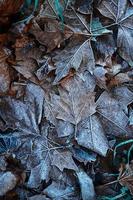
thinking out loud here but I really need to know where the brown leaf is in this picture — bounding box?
[0,0,24,16]
[119,162,133,195]
[30,18,73,53]
[0,48,11,95]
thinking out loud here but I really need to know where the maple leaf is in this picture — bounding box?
[53,39,95,84]
[45,76,96,128]
[44,74,109,156]
[97,0,133,64]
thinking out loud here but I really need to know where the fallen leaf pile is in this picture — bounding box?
[0,0,133,199]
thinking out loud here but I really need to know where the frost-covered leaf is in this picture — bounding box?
[56,120,74,137]
[0,83,45,134]
[45,80,96,126]
[72,146,97,164]
[53,40,95,84]
[97,0,133,64]
[77,171,95,200]
[43,181,75,199]
[28,160,50,188]
[51,150,78,171]
[77,115,109,156]
[96,91,129,133]
[0,172,17,196]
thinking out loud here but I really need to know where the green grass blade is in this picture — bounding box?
[114,139,133,160]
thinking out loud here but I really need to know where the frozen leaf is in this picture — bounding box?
[113,86,133,108]
[72,146,97,164]
[45,83,96,127]
[97,0,133,64]
[64,7,88,33]
[53,40,95,84]
[28,160,50,188]
[0,172,17,196]
[77,171,95,200]
[43,181,75,199]
[24,83,45,125]
[51,150,78,171]
[57,120,74,137]
[61,71,96,93]
[96,91,129,133]
[77,115,109,156]
[0,83,45,134]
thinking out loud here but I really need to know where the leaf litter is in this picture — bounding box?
[0,0,133,199]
